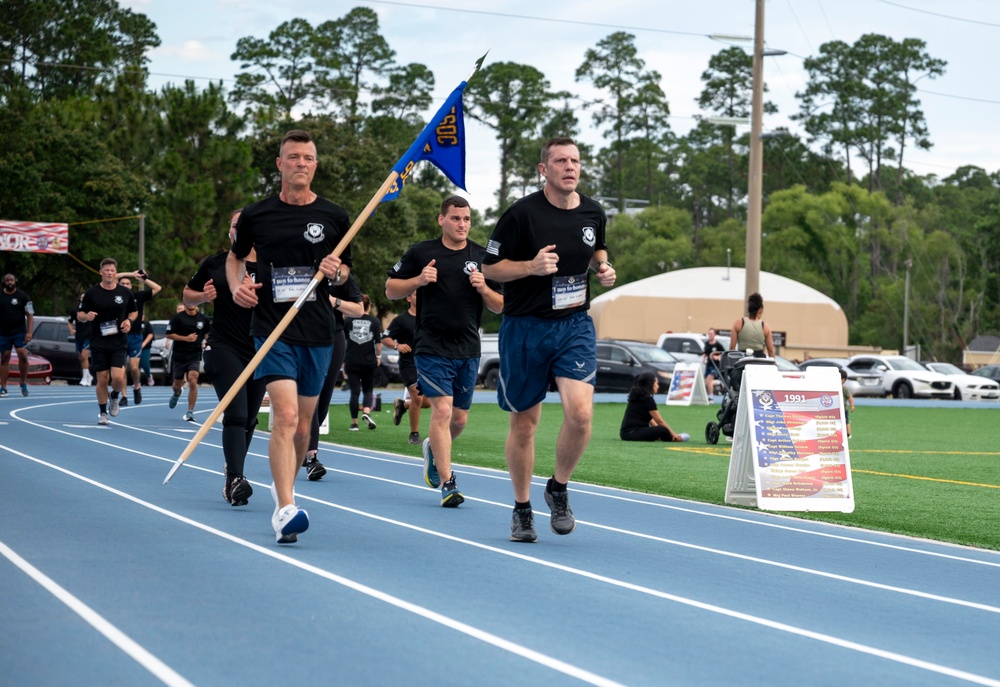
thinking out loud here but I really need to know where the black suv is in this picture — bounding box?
[596,339,679,393]
[26,315,79,380]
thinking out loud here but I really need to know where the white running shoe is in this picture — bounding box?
[270,483,308,544]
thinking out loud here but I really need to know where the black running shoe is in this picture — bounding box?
[304,454,327,481]
[119,395,128,407]
[441,476,464,508]
[510,506,537,542]
[133,387,142,405]
[392,397,406,426]
[224,472,253,507]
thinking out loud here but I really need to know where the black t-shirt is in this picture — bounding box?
[187,251,256,359]
[386,237,496,358]
[484,190,607,319]
[231,194,353,346]
[344,314,381,370]
[68,305,92,341]
[382,311,416,368]
[132,289,154,324]
[81,284,137,351]
[703,339,725,366]
[620,395,657,432]
[331,274,363,334]
[167,310,211,360]
[141,320,154,349]
[0,288,32,335]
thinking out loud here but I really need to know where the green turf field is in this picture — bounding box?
[267,401,1000,551]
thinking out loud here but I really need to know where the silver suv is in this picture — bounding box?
[656,332,730,364]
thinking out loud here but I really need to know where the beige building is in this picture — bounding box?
[590,267,876,360]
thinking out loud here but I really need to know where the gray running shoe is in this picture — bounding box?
[168,392,180,409]
[109,396,120,417]
[510,506,537,543]
[544,489,576,535]
[408,432,421,445]
[97,412,110,426]
[182,411,196,422]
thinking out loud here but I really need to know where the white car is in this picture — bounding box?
[922,362,1000,401]
[847,354,954,399]
[657,332,730,364]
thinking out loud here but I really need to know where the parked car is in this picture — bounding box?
[25,314,79,381]
[6,350,53,385]
[143,319,172,385]
[596,339,679,393]
[847,354,953,399]
[478,333,500,389]
[656,332,730,365]
[798,357,885,397]
[921,362,1000,401]
[972,365,1000,386]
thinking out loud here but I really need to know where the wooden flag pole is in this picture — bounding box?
[164,170,400,484]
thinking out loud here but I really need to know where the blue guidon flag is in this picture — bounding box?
[381,53,487,203]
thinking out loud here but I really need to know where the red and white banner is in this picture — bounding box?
[0,220,69,254]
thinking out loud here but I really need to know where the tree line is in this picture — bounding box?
[1,1,997,362]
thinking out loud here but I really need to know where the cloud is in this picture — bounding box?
[152,40,218,63]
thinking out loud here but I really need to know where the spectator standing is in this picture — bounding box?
[78,259,137,424]
[0,273,34,397]
[702,328,726,396]
[730,292,775,358]
[166,302,210,422]
[481,137,616,542]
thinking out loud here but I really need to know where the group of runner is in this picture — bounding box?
[1,131,617,546]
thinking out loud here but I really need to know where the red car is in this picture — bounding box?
[5,350,53,385]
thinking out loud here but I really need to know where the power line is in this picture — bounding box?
[360,0,712,37]
[873,0,1000,28]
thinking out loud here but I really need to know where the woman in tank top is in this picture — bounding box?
[730,292,775,358]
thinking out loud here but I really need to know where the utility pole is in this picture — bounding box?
[903,259,912,357]
[744,0,765,305]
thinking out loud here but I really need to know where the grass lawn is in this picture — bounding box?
[265,399,1000,551]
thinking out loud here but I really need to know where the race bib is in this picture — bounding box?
[552,274,587,310]
[99,320,119,336]
[271,266,317,303]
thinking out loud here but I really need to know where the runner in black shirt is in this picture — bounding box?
[79,258,138,425]
[166,303,210,422]
[0,273,34,397]
[343,295,382,431]
[185,210,266,505]
[226,129,352,544]
[304,274,364,478]
[381,291,427,445]
[482,137,616,542]
[386,195,503,508]
[68,293,93,386]
[116,270,161,406]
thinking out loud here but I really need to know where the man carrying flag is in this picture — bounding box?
[166,55,487,494]
[227,130,351,545]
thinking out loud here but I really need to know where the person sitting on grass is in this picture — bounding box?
[620,372,689,442]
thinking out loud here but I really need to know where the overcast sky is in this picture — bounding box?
[124,0,1000,211]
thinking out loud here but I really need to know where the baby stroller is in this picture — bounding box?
[705,350,774,444]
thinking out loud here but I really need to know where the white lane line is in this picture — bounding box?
[5,443,1000,687]
[1,444,625,687]
[9,403,1000,614]
[0,539,196,687]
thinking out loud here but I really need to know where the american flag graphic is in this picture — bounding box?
[0,221,69,254]
[749,387,850,499]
